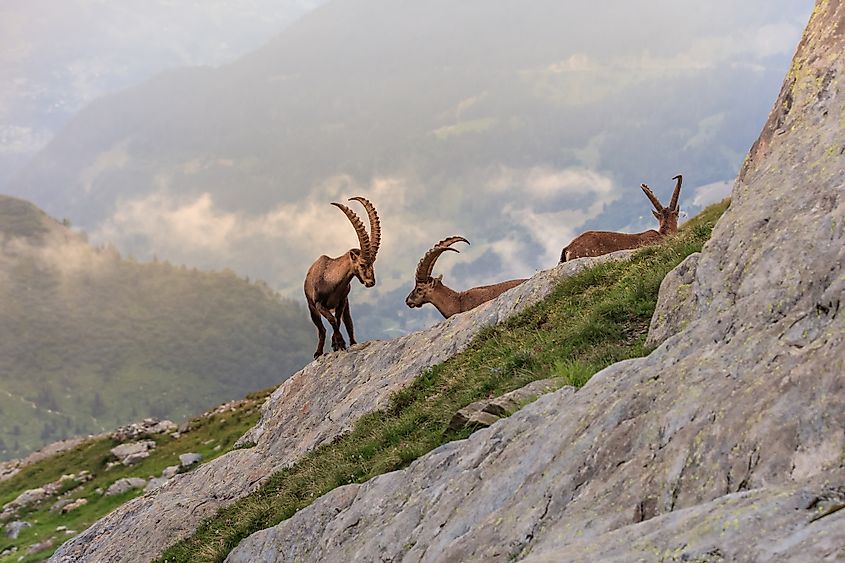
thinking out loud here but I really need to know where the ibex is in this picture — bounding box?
[406,236,527,318]
[560,175,683,262]
[304,197,381,358]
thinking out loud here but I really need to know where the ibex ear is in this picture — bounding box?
[652,210,661,221]
[350,248,361,259]
[434,274,443,283]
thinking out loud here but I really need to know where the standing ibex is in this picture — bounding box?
[304,197,381,358]
[406,236,527,318]
[559,175,683,262]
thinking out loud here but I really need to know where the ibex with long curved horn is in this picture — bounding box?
[406,236,527,318]
[304,197,381,358]
[560,175,683,262]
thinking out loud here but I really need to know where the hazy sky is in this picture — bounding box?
[0,0,325,184]
[3,0,816,337]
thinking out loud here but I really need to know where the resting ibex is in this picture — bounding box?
[406,236,527,318]
[560,175,683,262]
[304,197,381,358]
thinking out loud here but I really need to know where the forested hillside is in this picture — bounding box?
[0,196,312,459]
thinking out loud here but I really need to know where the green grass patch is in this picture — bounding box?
[0,387,275,562]
[158,200,729,563]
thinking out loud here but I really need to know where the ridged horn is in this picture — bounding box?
[669,175,683,211]
[640,183,664,212]
[349,196,381,262]
[332,202,371,262]
[415,236,470,282]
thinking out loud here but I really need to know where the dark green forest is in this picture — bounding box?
[0,196,312,460]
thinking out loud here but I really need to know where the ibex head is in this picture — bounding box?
[406,236,469,308]
[332,197,381,287]
[640,175,683,235]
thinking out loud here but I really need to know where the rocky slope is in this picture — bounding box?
[48,251,632,562]
[222,1,845,561]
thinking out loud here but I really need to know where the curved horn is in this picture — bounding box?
[434,235,469,249]
[331,202,371,261]
[415,236,469,281]
[349,196,381,262]
[640,183,664,212]
[669,174,683,211]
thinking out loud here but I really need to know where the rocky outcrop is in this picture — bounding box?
[50,250,632,562]
[0,437,89,483]
[447,379,565,432]
[110,418,177,442]
[226,2,845,561]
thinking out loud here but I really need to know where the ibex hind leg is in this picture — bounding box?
[308,305,327,358]
[316,303,346,352]
[339,299,356,346]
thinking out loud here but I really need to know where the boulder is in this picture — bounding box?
[110,440,156,466]
[26,538,54,556]
[105,478,147,497]
[161,465,180,479]
[3,487,49,512]
[4,520,31,539]
[49,499,73,513]
[61,498,88,514]
[178,453,203,468]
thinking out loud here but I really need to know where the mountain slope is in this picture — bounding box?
[43,202,725,562]
[217,1,845,560]
[0,196,312,459]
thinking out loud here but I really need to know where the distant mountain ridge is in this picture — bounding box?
[0,195,312,460]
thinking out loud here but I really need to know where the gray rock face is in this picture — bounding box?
[226,3,845,562]
[50,251,631,563]
[144,477,168,493]
[645,251,700,347]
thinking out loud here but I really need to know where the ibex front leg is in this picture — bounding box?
[339,298,356,347]
[308,303,327,358]
[316,303,347,352]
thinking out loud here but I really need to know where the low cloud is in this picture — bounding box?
[92,165,622,308]
[0,125,52,155]
[691,180,733,208]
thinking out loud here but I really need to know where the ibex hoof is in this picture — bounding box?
[314,351,323,359]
